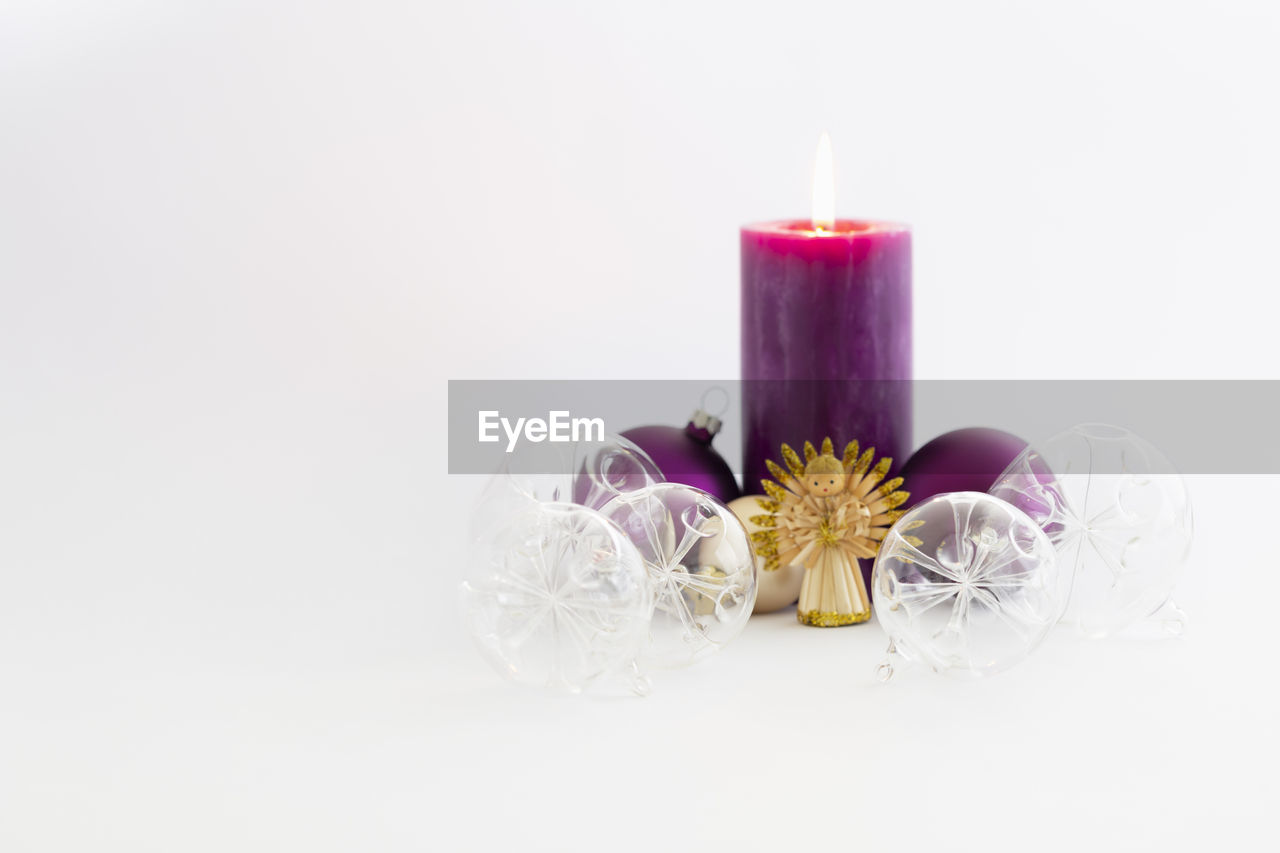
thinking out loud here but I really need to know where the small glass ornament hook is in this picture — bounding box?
[628,661,653,697]
[876,639,902,683]
[1151,599,1187,637]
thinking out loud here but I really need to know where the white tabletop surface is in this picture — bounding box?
[3,474,1274,851]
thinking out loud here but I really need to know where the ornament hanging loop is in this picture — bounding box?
[876,639,901,683]
[699,385,730,420]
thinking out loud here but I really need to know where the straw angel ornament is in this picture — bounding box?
[751,438,915,627]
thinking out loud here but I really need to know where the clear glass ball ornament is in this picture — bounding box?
[872,492,1060,679]
[469,433,664,545]
[988,423,1193,638]
[462,501,652,692]
[599,483,757,668]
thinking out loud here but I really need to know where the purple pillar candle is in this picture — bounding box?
[741,220,912,492]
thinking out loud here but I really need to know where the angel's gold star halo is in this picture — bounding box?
[748,437,919,572]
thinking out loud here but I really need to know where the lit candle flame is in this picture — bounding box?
[811,132,835,232]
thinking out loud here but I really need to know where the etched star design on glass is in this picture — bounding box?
[463,502,652,692]
[873,492,1060,679]
[600,483,757,669]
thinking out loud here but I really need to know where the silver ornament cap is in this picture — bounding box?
[688,408,722,439]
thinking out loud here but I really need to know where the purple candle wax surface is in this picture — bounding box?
[741,219,912,493]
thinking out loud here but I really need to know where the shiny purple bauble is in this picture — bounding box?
[620,422,741,505]
[899,427,1030,511]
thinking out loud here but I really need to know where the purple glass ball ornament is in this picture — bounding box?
[621,411,741,505]
[899,428,1030,511]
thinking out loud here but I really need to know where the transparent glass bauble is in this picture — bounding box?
[469,433,664,545]
[462,501,652,692]
[988,423,1193,638]
[599,483,757,668]
[872,492,1060,679]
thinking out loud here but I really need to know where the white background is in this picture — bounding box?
[2,1,1278,850]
